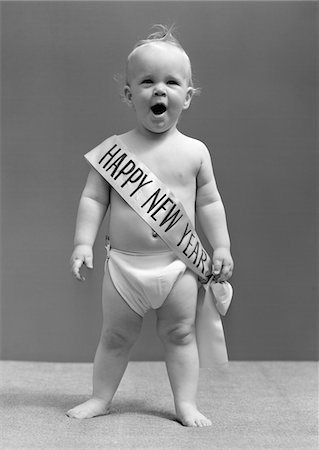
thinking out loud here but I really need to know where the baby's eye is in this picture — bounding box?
[167,80,179,85]
[141,79,153,85]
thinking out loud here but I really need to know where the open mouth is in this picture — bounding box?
[151,103,167,115]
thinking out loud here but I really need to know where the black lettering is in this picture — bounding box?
[182,233,195,256]
[196,248,208,274]
[120,168,144,188]
[177,223,192,247]
[98,144,121,167]
[114,159,136,180]
[160,205,183,232]
[141,188,166,213]
[188,241,200,264]
[150,197,173,221]
[105,153,127,177]
[130,174,153,197]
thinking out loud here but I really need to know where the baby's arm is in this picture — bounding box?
[196,144,233,281]
[71,168,110,281]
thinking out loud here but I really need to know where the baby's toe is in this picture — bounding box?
[66,408,80,418]
[194,415,212,427]
[201,417,212,427]
[66,405,91,419]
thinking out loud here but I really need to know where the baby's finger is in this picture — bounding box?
[213,259,222,275]
[84,255,93,269]
[221,264,233,280]
[71,258,85,281]
[71,257,83,270]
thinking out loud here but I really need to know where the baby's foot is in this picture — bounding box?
[176,402,212,427]
[66,397,111,419]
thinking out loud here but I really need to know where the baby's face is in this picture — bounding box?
[125,42,193,135]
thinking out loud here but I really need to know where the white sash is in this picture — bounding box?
[85,135,232,366]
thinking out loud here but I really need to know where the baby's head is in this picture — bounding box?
[123,25,199,134]
[125,25,198,94]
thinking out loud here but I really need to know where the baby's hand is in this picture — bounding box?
[70,245,93,281]
[212,248,234,282]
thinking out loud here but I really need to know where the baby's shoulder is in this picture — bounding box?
[179,134,210,159]
[182,134,207,149]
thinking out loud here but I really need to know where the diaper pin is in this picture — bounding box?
[105,235,111,260]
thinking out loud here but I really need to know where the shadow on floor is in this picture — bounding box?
[1,390,177,422]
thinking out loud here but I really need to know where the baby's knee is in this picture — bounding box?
[100,327,136,352]
[159,323,195,346]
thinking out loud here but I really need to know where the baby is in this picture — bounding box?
[67,25,233,427]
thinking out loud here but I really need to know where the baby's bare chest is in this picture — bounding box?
[139,152,198,191]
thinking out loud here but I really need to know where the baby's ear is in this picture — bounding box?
[183,87,194,110]
[123,85,133,106]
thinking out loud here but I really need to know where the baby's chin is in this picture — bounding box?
[139,123,176,136]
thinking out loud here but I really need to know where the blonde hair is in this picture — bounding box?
[126,24,200,95]
[133,24,184,51]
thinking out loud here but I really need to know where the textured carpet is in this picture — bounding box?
[0,361,318,449]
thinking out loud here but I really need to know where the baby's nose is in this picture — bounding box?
[154,85,166,96]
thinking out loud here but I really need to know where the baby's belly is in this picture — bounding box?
[108,193,171,253]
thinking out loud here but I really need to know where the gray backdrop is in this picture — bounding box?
[1,1,318,361]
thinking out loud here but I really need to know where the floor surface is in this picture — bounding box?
[1,361,318,449]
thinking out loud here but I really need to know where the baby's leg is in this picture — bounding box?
[67,265,143,419]
[156,270,212,427]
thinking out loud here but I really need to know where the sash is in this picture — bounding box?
[85,135,232,367]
